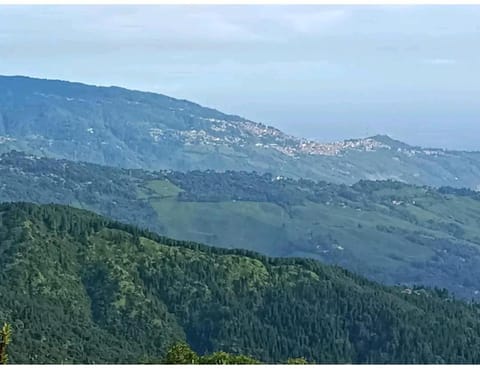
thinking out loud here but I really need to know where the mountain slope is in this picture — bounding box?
[3,202,480,364]
[2,75,480,188]
[3,151,480,299]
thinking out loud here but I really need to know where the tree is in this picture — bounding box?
[163,342,199,364]
[0,323,12,365]
[162,342,260,364]
[200,351,260,364]
[287,358,309,364]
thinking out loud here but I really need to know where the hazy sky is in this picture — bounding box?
[0,5,479,149]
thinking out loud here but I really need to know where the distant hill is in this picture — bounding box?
[4,202,480,364]
[1,75,480,188]
[3,151,480,299]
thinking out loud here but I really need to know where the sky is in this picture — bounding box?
[0,5,479,149]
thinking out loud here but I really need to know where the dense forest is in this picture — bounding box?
[2,203,480,363]
[3,151,480,299]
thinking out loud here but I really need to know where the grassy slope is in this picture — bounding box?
[141,179,480,296]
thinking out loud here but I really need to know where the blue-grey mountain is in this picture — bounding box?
[1,75,480,189]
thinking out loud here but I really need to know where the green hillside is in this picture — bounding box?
[2,75,480,189]
[3,202,480,364]
[4,153,480,299]
[3,151,480,299]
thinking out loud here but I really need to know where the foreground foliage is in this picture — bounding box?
[162,342,260,364]
[2,203,480,364]
[0,323,11,365]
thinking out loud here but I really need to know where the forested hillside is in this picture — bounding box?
[3,151,480,298]
[2,203,480,364]
[2,75,480,189]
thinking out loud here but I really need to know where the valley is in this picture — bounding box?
[3,151,480,299]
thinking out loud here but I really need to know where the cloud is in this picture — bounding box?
[0,5,355,64]
[278,8,350,33]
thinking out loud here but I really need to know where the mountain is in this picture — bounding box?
[2,75,480,189]
[3,151,480,299]
[4,202,480,364]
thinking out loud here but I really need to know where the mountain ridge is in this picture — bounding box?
[0,75,472,152]
[2,75,480,189]
[3,201,480,364]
